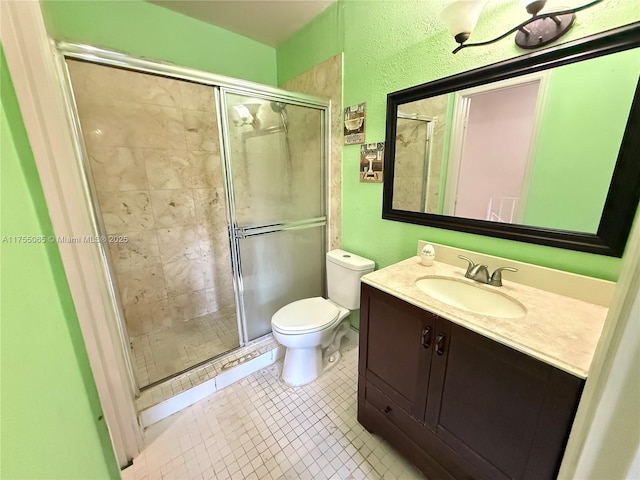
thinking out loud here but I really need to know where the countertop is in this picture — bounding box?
[361,256,609,378]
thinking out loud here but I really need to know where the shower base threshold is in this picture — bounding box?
[136,334,283,428]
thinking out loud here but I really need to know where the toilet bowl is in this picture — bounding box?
[271,250,374,387]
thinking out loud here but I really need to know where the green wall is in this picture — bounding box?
[1,48,118,479]
[524,49,640,232]
[2,3,638,478]
[41,0,277,86]
[277,2,345,84]
[277,0,640,281]
[434,49,640,231]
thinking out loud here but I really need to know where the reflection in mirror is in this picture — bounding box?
[393,95,448,213]
[392,47,640,235]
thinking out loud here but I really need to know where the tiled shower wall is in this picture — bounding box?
[281,54,343,250]
[67,60,235,338]
[393,96,448,213]
[228,98,323,225]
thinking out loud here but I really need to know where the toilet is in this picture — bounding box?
[271,249,375,387]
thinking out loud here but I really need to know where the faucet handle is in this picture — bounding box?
[458,255,475,276]
[489,267,518,286]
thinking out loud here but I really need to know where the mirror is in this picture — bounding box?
[383,24,640,257]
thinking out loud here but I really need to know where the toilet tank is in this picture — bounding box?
[326,249,375,310]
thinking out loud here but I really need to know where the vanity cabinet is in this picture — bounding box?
[358,283,584,480]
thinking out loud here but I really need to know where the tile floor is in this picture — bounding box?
[131,307,240,387]
[122,338,426,480]
[136,335,280,414]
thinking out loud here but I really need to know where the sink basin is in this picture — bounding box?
[415,277,526,318]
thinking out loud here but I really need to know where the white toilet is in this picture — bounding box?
[271,249,375,387]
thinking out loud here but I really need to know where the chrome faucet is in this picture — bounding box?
[458,255,518,287]
[488,266,518,287]
[459,255,489,283]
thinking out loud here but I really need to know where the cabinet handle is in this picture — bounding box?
[436,334,446,356]
[421,326,432,349]
[384,406,392,414]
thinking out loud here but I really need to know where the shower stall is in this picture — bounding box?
[393,113,435,213]
[61,45,328,390]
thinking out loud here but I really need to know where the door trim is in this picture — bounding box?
[0,1,143,467]
[444,71,549,221]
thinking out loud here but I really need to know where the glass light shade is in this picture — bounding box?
[231,104,262,126]
[520,0,547,15]
[232,104,252,122]
[440,0,488,38]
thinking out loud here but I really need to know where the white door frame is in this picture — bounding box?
[559,211,640,479]
[444,71,549,222]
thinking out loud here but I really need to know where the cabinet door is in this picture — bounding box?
[359,284,435,420]
[425,319,583,480]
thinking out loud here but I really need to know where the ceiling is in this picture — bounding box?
[147,0,336,47]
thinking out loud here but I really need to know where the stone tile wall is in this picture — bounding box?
[393,96,448,213]
[281,54,343,250]
[67,60,235,337]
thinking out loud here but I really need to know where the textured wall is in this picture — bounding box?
[277,0,640,280]
[277,4,344,85]
[41,0,277,86]
[524,48,640,232]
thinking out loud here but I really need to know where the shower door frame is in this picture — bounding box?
[217,87,330,344]
[47,38,329,464]
[396,112,435,213]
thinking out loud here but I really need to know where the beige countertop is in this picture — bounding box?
[361,256,609,379]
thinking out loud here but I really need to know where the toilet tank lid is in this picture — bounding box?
[327,249,375,272]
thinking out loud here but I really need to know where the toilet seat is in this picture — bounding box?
[271,297,340,335]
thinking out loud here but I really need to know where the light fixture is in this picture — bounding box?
[440,0,603,54]
[230,103,261,128]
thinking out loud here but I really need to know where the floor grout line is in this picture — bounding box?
[123,339,426,480]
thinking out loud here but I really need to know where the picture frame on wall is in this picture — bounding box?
[360,142,384,183]
[344,103,366,145]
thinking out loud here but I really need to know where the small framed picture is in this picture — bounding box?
[360,142,384,183]
[344,103,366,145]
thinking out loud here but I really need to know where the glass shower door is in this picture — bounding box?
[65,61,241,388]
[220,90,327,341]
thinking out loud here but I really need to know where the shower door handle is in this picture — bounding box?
[234,217,327,240]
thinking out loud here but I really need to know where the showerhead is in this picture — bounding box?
[270,101,287,113]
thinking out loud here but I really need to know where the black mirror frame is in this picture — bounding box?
[382,22,640,257]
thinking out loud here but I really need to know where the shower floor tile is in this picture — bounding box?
[131,308,240,387]
[122,340,426,480]
[136,335,280,412]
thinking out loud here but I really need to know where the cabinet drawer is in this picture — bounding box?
[363,381,486,480]
[365,381,421,437]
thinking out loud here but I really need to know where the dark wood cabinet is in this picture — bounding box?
[358,283,584,480]
[359,282,434,419]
